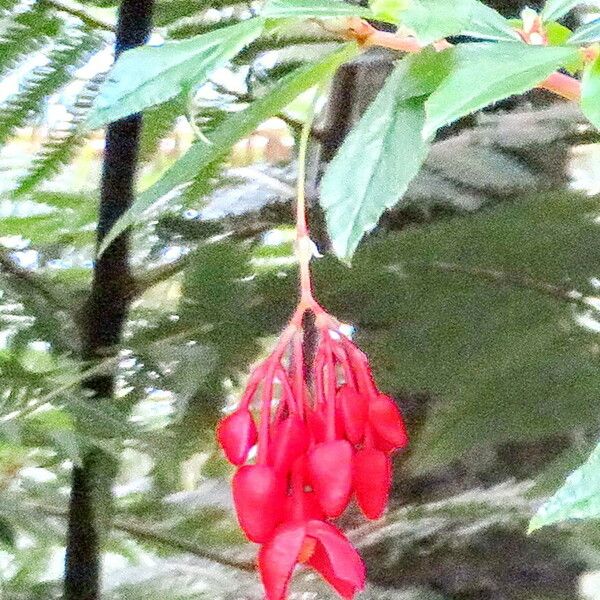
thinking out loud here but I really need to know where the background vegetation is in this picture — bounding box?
[1,0,600,598]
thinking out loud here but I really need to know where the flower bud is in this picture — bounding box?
[353,448,391,519]
[232,464,284,542]
[307,440,353,518]
[216,408,257,465]
[337,385,368,444]
[369,395,409,450]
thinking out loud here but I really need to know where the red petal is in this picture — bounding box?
[286,489,326,522]
[269,415,309,474]
[232,465,284,543]
[369,395,409,450]
[306,521,365,598]
[307,440,353,518]
[306,407,327,443]
[371,427,396,454]
[258,521,306,600]
[216,409,257,465]
[353,448,391,519]
[337,385,368,444]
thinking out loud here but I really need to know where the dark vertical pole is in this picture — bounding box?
[64,2,154,598]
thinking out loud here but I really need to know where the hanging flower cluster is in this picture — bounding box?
[217,302,408,599]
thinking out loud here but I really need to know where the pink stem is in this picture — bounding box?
[239,365,265,410]
[350,19,583,104]
[293,333,305,419]
[314,345,326,411]
[257,367,276,465]
[331,339,357,388]
[539,72,581,101]
[323,333,337,441]
[341,337,379,400]
[277,368,299,415]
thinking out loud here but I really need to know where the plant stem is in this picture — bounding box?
[63,1,154,599]
[296,86,326,308]
[346,18,582,103]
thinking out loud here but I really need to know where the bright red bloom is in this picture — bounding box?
[217,304,409,599]
[269,415,309,474]
[369,394,409,450]
[353,447,391,519]
[336,385,368,444]
[308,440,353,517]
[232,464,285,543]
[258,519,365,600]
[216,408,257,465]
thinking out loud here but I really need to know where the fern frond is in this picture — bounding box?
[0,30,101,148]
[14,72,106,196]
[166,14,246,39]
[0,2,62,77]
[154,0,244,27]
[139,97,184,162]
[0,0,21,14]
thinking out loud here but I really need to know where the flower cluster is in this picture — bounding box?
[217,307,408,599]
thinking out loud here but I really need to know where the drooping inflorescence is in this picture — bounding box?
[217,303,408,599]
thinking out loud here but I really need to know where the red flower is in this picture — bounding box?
[337,385,368,444]
[216,408,257,465]
[232,464,285,543]
[369,394,409,450]
[353,447,391,519]
[269,415,309,474]
[216,303,409,599]
[258,519,365,600]
[307,440,353,518]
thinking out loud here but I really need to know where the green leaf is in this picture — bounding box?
[371,0,518,40]
[545,21,573,45]
[580,56,600,129]
[461,0,520,41]
[528,443,596,497]
[400,0,473,43]
[324,193,600,471]
[263,0,372,18]
[568,18,600,45]
[97,43,358,255]
[87,18,264,129]
[529,439,600,532]
[321,51,451,262]
[424,42,579,138]
[370,0,409,24]
[541,0,580,22]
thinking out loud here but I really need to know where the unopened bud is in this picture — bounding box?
[294,235,322,263]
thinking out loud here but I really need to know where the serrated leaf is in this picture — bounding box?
[568,18,600,45]
[424,42,579,138]
[541,0,580,22]
[320,51,451,262]
[87,18,264,129]
[400,0,473,43]
[97,43,358,255]
[372,0,518,40]
[461,0,520,41]
[263,0,372,18]
[529,439,600,532]
[370,0,409,24]
[580,56,600,130]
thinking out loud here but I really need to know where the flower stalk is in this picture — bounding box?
[216,85,409,600]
